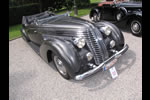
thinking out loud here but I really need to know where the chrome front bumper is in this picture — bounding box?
[75,44,129,80]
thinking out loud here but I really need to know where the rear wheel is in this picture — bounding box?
[130,19,142,36]
[52,53,70,80]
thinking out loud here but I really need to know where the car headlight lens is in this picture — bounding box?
[110,40,116,48]
[74,38,86,48]
[100,26,112,36]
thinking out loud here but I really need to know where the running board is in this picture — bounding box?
[28,42,40,55]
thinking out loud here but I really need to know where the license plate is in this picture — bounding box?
[109,66,118,79]
[103,59,117,71]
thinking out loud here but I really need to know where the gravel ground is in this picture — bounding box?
[9,15,142,100]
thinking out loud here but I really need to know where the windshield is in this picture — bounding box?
[115,0,141,2]
[115,0,129,2]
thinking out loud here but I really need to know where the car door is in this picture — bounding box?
[101,4,116,21]
[27,25,44,45]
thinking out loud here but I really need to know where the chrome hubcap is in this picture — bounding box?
[93,14,97,21]
[54,56,67,75]
[117,13,122,21]
[131,20,141,34]
[133,23,139,31]
[93,13,101,21]
[97,13,101,21]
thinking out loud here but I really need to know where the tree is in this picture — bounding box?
[39,0,65,12]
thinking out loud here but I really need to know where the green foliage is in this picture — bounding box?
[9,0,38,7]
[9,0,91,25]
[64,0,74,10]
[9,3,40,25]
[62,0,91,11]
[41,0,90,12]
[39,0,65,12]
[76,0,90,8]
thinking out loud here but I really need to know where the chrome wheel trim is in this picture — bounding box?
[131,20,141,34]
[93,13,97,21]
[91,16,94,21]
[116,13,122,21]
[97,13,101,21]
[54,56,67,76]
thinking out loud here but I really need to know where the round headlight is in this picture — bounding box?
[100,26,112,36]
[74,38,86,48]
[110,40,116,48]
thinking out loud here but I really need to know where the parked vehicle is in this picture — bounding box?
[21,11,128,80]
[90,0,142,36]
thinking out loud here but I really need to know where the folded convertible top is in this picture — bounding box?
[22,11,55,25]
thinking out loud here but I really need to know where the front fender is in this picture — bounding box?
[39,38,81,78]
[118,7,127,15]
[96,21,125,50]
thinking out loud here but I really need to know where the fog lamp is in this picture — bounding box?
[86,52,93,61]
[74,38,86,48]
[110,40,116,48]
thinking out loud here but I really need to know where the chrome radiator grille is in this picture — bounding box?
[85,29,105,65]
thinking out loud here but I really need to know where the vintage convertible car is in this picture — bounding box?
[21,11,128,80]
[90,0,142,36]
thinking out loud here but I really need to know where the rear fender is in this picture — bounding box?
[126,13,142,25]
[20,28,30,42]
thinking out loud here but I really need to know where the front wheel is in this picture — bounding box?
[115,11,124,21]
[92,12,101,22]
[52,53,70,80]
[130,19,142,36]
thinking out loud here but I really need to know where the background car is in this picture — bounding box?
[21,11,128,80]
[90,0,142,36]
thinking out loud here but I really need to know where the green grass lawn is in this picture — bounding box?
[9,0,101,40]
[90,0,101,3]
[9,24,22,40]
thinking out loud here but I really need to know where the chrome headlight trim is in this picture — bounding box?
[100,26,112,36]
[74,38,86,48]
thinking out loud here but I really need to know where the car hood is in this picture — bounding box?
[39,15,94,33]
[118,2,142,9]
